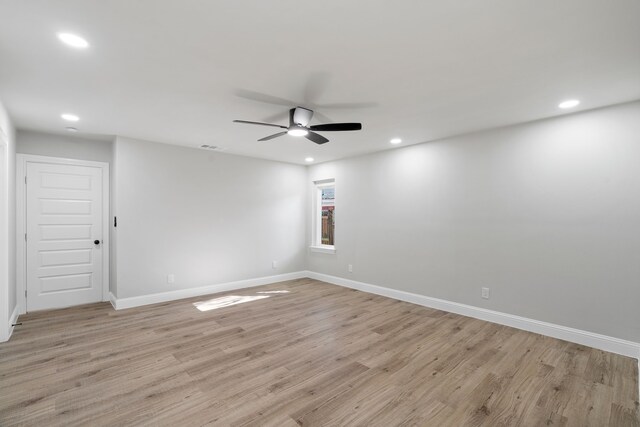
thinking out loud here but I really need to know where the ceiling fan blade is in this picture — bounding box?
[304,72,331,104]
[234,89,297,107]
[315,101,378,109]
[262,110,290,124]
[309,123,362,132]
[258,131,288,141]
[305,131,329,145]
[233,120,287,129]
[312,111,333,123]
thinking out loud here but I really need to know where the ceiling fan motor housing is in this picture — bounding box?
[293,107,313,127]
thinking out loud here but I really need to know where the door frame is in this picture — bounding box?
[0,128,8,341]
[16,154,110,314]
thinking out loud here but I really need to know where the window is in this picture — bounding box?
[311,179,336,253]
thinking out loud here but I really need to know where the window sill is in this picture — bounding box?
[309,245,336,254]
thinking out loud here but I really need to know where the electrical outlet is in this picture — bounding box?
[348,264,353,273]
[481,287,490,299]
[167,274,175,284]
[272,260,277,269]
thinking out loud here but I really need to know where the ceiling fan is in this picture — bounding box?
[233,107,362,145]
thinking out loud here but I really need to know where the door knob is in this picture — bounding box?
[94,240,100,245]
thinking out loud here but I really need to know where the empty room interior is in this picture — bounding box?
[1,1,639,425]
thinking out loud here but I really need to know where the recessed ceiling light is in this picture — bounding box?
[305,157,314,163]
[65,127,78,132]
[288,128,309,137]
[390,138,402,145]
[61,113,79,122]
[57,32,89,48]
[558,99,580,109]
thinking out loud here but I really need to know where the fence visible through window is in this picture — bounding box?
[321,186,335,246]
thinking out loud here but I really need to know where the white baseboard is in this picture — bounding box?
[6,305,20,341]
[110,271,307,310]
[106,268,640,360]
[109,292,117,310]
[306,271,640,360]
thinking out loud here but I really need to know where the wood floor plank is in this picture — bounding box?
[0,278,637,426]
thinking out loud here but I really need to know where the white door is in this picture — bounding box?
[26,160,105,311]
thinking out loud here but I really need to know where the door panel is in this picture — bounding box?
[26,161,104,311]
[40,199,93,215]
[40,172,93,190]
[40,273,93,293]
[40,249,92,267]
[40,224,92,240]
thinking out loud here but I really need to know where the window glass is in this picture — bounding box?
[321,186,335,246]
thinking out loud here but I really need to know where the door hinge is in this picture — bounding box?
[24,176,27,184]
[24,233,27,241]
[25,290,27,298]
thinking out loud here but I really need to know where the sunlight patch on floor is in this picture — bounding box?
[193,295,270,312]
[256,290,290,294]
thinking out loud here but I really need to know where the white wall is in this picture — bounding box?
[16,130,113,163]
[307,101,640,343]
[113,137,307,298]
[0,100,16,342]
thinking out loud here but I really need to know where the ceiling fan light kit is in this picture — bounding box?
[287,127,308,137]
[234,106,362,145]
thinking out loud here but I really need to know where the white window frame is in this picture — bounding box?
[310,179,336,254]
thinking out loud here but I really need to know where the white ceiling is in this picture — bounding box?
[1,1,639,165]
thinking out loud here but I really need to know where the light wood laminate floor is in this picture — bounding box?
[1,279,638,426]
